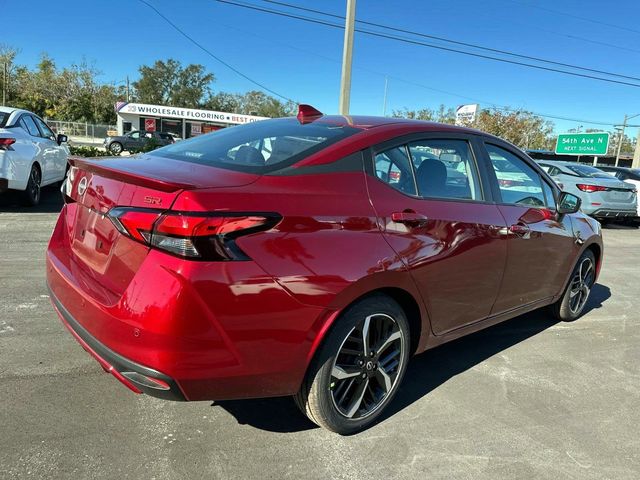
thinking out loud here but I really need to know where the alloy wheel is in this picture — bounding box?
[29,167,41,203]
[569,256,594,314]
[330,313,405,419]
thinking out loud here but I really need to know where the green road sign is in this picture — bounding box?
[555,132,610,155]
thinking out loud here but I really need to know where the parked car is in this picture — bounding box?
[0,106,69,205]
[47,106,603,434]
[536,160,637,221]
[595,165,640,220]
[103,130,174,155]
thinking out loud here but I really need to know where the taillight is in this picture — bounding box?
[576,184,607,193]
[0,138,16,150]
[107,207,280,260]
[499,179,525,188]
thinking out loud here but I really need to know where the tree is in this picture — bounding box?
[392,104,455,123]
[133,59,214,108]
[204,92,240,112]
[473,108,554,150]
[0,44,19,106]
[235,90,296,117]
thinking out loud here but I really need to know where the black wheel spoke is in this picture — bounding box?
[330,313,404,420]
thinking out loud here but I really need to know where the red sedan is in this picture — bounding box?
[47,105,602,434]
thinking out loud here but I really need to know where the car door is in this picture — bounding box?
[124,131,142,150]
[18,115,48,180]
[365,134,508,335]
[481,143,577,314]
[32,115,67,183]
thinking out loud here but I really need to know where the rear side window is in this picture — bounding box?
[486,144,550,208]
[375,146,417,196]
[154,118,359,173]
[20,116,40,137]
[0,112,8,127]
[407,139,481,200]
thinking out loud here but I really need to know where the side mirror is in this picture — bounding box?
[57,134,68,145]
[557,191,581,214]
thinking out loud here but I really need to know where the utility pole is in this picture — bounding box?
[2,62,6,106]
[339,0,356,115]
[615,114,628,167]
[633,130,640,169]
[615,112,640,166]
[382,76,388,116]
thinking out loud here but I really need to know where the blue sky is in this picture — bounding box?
[3,0,640,137]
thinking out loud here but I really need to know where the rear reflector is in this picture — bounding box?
[577,184,607,193]
[108,207,281,260]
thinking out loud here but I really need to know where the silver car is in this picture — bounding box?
[536,160,637,221]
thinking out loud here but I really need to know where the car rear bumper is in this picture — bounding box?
[46,207,329,401]
[49,288,186,401]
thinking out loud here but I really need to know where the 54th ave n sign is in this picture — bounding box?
[555,132,610,155]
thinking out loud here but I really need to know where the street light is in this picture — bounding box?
[615,112,640,166]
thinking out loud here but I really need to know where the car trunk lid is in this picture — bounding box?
[61,155,260,299]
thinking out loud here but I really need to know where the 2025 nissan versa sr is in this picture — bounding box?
[47,105,603,434]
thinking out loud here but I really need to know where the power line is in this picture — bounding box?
[259,0,640,81]
[137,0,293,102]
[215,0,640,88]
[503,0,640,36]
[209,7,635,127]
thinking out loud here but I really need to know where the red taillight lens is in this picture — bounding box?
[498,179,525,188]
[576,184,607,193]
[0,138,16,150]
[107,208,280,260]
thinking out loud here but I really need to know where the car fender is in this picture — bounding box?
[554,215,603,299]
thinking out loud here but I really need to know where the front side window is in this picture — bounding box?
[374,146,417,196]
[486,144,549,207]
[33,116,56,141]
[154,118,359,173]
[408,139,481,200]
[129,131,141,139]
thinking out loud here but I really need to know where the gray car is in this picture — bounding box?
[104,130,174,155]
[536,160,637,221]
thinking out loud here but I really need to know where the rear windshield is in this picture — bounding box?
[0,112,9,127]
[152,118,360,173]
[566,165,614,179]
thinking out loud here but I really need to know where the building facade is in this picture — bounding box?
[115,102,268,139]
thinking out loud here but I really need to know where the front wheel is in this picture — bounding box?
[551,250,596,321]
[295,294,410,434]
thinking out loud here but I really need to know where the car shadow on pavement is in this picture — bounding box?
[214,284,611,434]
[0,185,64,213]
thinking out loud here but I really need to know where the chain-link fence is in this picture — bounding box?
[45,120,117,144]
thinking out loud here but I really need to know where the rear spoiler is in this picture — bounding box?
[68,156,197,193]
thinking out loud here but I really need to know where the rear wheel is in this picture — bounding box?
[551,250,596,321]
[22,164,41,206]
[295,294,410,434]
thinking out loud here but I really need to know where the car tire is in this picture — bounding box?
[294,294,411,435]
[22,164,41,207]
[551,250,596,322]
[109,142,123,155]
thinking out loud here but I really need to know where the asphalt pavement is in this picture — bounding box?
[1,187,638,479]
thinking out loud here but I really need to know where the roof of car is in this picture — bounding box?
[0,106,28,115]
[308,114,481,134]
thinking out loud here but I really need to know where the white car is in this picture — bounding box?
[0,107,69,205]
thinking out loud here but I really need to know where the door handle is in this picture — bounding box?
[509,223,531,237]
[391,211,429,225]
